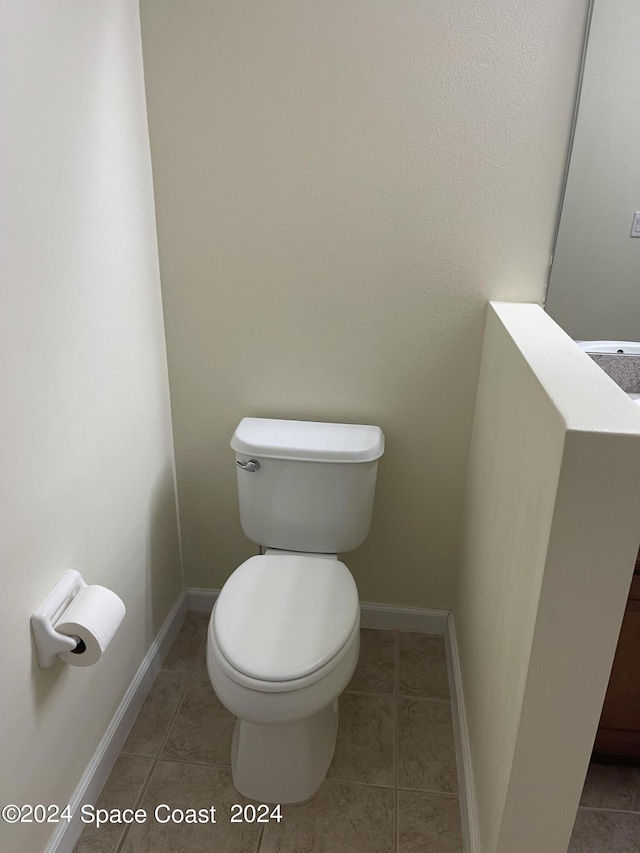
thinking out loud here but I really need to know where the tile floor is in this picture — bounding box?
[73,613,463,853]
[570,764,640,852]
[71,612,640,853]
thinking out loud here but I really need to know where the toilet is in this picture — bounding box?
[206,417,384,804]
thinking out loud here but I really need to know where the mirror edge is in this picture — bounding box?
[544,0,597,309]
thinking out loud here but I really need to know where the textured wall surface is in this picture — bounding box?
[456,303,640,853]
[0,3,182,850]
[140,0,588,605]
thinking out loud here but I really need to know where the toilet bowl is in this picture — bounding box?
[206,553,360,803]
[206,417,384,804]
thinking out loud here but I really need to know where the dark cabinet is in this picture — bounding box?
[592,552,640,762]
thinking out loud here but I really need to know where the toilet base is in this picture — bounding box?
[231,699,339,804]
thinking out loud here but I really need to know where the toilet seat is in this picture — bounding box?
[213,554,359,684]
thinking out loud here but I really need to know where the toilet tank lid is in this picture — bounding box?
[231,418,385,463]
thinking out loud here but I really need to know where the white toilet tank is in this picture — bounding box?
[231,418,385,554]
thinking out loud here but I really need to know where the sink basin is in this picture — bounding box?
[577,341,640,354]
[578,342,640,394]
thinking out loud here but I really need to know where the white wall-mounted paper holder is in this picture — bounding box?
[31,570,86,668]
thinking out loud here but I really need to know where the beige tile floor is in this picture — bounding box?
[73,614,463,853]
[71,612,640,853]
[570,764,640,852]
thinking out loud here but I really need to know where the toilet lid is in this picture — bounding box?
[214,555,359,682]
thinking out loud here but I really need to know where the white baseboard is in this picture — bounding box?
[446,612,480,853]
[185,586,219,613]
[185,587,449,635]
[359,600,449,633]
[45,592,187,853]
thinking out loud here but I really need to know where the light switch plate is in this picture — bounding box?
[631,211,640,237]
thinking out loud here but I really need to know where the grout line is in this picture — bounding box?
[344,688,397,699]
[394,789,399,853]
[107,757,155,853]
[112,630,207,853]
[114,692,193,853]
[397,693,452,704]
[322,778,403,793]
[154,636,208,763]
[135,755,453,796]
[396,785,460,798]
[577,805,640,816]
[148,755,232,770]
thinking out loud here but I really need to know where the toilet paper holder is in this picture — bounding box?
[31,570,87,668]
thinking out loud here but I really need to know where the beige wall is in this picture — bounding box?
[455,303,640,853]
[140,0,588,606]
[0,2,182,851]
[546,0,640,340]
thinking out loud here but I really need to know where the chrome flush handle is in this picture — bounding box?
[236,459,260,473]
